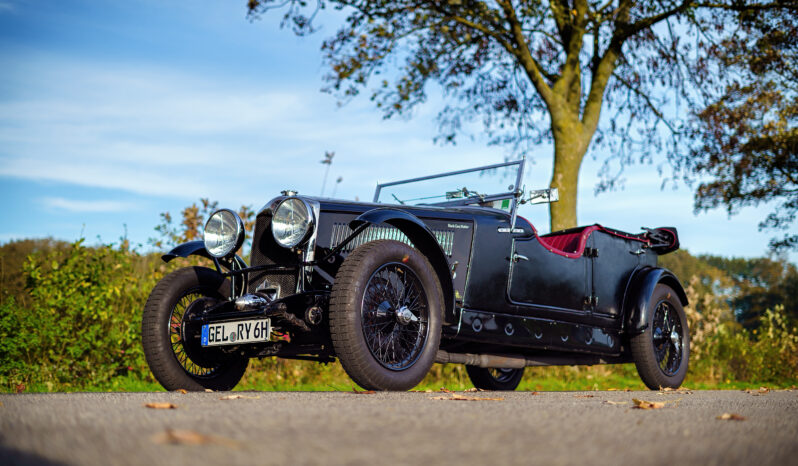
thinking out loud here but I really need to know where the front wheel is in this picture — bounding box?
[630,284,690,390]
[142,266,248,391]
[466,366,524,391]
[329,240,443,391]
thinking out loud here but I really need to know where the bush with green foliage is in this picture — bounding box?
[0,240,169,390]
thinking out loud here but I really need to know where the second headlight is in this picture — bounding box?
[203,209,245,258]
[272,198,313,248]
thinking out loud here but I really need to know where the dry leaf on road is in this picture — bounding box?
[204,389,213,393]
[219,394,261,400]
[350,389,376,395]
[574,394,595,398]
[152,429,238,447]
[632,399,665,410]
[144,402,177,409]
[144,402,177,410]
[605,400,628,405]
[175,389,188,394]
[717,413,746,421]
[431,394,504,401]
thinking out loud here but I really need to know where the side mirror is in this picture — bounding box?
[526,188,559,205]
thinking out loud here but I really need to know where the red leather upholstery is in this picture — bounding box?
[517,218,646,259]
[538,225,601,258]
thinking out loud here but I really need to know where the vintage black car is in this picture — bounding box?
[142,159,689,391]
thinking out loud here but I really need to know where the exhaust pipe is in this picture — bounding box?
[435,350,615,368]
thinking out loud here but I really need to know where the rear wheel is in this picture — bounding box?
[466,366,524,391]
[142,266,248,391]
[330,240,443,391]
[630,284,690,390]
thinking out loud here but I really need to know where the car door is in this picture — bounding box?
[588,230,650,317]
[508,235,591,313]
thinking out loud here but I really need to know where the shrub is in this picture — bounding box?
[0,240,168,390]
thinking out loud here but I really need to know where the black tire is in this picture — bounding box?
[466,366,524,391]
[630,284,690,390]
[329,240,443,391]
[142,266,248,391]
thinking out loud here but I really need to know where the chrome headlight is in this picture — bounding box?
[272,198,314,248]
[203,209,245,258]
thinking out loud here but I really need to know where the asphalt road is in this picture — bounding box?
[1,389,796,466]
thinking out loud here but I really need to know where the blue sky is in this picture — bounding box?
[0,0,792,261]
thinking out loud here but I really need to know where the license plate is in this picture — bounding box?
[201,319,271,347]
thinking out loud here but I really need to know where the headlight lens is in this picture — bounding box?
[203,209,245,258]
[272,198,313,248]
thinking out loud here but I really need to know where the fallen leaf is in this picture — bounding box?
[350,389,376,395]
[717,413,746,421]
[152,429,238,447]
[219,394,261,400]
[424,389,434,393]
[431,394,504,401]
[632,399,665,410]
[758,387,770,394]
[15,384,25,394]
[605,400,628,405]
[144,402,178,410]
[204,389,214,393]
[439,387,453,393]
[175,389,188,394]
[528,391,541,395]
[574,394,595,398]
[624,388,632,392]
[464,387,483,392]
[607,388,618,391]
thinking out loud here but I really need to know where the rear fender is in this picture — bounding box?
[350,208,455,325]
[623,267,688,334]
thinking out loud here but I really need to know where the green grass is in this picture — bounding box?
[6,360,794,393]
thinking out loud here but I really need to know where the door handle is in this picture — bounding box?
[630,249,645,255]
[513,253,529,262]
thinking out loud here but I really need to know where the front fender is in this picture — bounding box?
[161,241,212,263]
[351,208,455,325]
[623,267,688,334]
[161,241,247,270]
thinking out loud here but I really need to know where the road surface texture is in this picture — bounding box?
[1,389,796,466]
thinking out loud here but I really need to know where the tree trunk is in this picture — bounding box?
[549,121,589,232]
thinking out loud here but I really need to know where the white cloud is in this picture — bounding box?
[41,197,138,213]
[0,55,508,206]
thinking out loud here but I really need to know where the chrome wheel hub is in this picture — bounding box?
[396,305,418,325]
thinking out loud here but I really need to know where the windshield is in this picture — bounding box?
[374,160,525,212]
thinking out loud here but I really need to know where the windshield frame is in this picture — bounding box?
[373,158,527,227]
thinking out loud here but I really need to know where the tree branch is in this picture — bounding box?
[497,1,555,108]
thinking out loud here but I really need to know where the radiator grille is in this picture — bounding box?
[248,214,298,296]
[331,223,455,256]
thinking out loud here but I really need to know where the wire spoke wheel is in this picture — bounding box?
[630,283,690,390]
[142,266,248,391]
[651,300,683,377]
[465,365,525,390]
[329,240,443,391]
[169,290,220,378]
[489,368,518,383]
[361,263,429,371]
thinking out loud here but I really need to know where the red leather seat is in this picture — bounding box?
[516,217,600,259]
